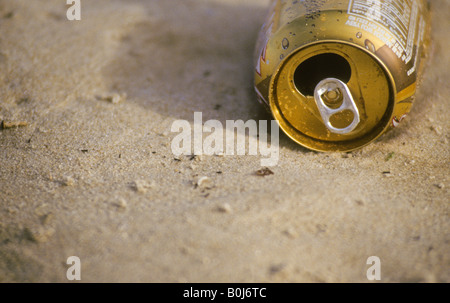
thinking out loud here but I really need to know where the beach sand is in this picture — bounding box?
[0,0,448,282]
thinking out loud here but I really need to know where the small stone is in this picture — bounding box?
[196,176,213,189]
[316,224,327,233]
[434,183,445,189]
[283,228,298,239]
[115,198,128,209]
[256,167,274,176]
[269,263,288,277]
[24,227,55,243]
[62,176,75,186]
[355,200,364,206]
[34,204,49,217]
[430,126,442,135]
[112,93,125,104]
[96,92,126,104]
[133,180,154,193]
[217,203,232,213]
[40,213,54,226]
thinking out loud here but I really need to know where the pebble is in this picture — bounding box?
[96,93,126,104]
[115,198,128,209]
[196,176,214,189]
[269,263,288,277]
[256,167,274,176]
[62,176,75,186]
[40,213,54,226]
[217,203,232,213]
[283,227,298,239]
[430,125,442,135]
[133,180,155,193]
[24,227,55,243]
[34,204,49,216]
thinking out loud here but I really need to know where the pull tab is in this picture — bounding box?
[314,78,360,135]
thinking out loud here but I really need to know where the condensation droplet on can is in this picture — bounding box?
[365,39,376,52]
[282,38,289,50]
[356,32,362,39]
[280,54,284,60]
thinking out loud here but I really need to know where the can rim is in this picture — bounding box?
[268,40,398,152]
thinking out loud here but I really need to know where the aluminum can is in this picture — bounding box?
[254,0,431,151]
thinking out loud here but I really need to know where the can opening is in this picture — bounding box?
[293,53,351,96]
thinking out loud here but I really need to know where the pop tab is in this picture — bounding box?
[314,78,360,135]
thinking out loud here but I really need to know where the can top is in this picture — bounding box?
[269,41,396,152]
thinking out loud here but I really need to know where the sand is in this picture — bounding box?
[0,0,448,283]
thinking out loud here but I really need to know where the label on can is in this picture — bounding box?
[346,0,421,64]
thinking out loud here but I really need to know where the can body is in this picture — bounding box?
[254,0,431,152]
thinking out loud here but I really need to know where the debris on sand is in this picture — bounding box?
[1,120,28,129]
[255,167,274,177]
[62,176,75,187]
[39,213,54,226]
[217,203,232,213]
[96,92,127,104]
[195,176,214,190]
[132,180,155,193]
[23,226,55,243]
[342,152,353,159]
[382,171,393,178]
[385,152,395,162]
[113,198,128,210]
[283,227,298,239]
[269,263,288,277]
[430,125,442,136]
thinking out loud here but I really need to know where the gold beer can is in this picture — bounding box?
[254,0,431,151]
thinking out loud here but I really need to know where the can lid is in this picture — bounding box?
[269,42,395,152]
